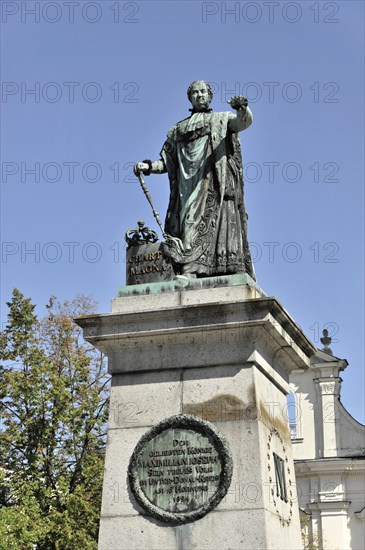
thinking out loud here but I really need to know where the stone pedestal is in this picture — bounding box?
[76,276,316,550]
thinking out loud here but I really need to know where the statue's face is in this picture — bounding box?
[189,81,211,111]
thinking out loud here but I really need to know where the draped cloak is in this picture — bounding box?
[160,111,255,280]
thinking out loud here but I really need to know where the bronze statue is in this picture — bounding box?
[134,80,255,279]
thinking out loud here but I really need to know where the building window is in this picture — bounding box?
[286,390,297,438]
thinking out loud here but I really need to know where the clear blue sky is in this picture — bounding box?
[1,1,364,422]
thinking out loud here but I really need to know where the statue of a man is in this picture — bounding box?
[134,80,255,279]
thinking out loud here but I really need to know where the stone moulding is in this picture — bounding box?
[128,414,233,524]
[75,296,316,375]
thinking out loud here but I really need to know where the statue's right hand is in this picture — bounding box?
[133,162,149,176]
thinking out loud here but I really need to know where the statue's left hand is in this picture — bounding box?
[227,96,248,111]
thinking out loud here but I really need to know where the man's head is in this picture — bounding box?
[187,80,213,112]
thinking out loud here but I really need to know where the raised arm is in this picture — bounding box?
[227,96,253,133]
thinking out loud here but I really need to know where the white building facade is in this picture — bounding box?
[290,346,365,549]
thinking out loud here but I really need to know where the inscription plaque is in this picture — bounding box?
[126,242,173,285]
[128,415,233,523]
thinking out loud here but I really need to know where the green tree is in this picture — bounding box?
[0,289,110,549]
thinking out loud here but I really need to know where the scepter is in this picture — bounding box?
[135,169,185,258]
[136,171,167,239]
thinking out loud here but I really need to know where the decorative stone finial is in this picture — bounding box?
[320,328,333,355]
[124,220,159,248]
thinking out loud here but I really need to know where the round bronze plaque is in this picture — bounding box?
[128,415,233,523]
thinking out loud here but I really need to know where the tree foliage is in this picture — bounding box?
[0,289,110,549]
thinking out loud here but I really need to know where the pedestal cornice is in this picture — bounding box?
[75,292,316,378]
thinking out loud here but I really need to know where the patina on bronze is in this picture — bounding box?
[124,221,173,285]
[128,415,233,523]
[134,80,255,280]
[126,242,173,285]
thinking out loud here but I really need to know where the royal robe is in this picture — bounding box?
[160,110,255,279]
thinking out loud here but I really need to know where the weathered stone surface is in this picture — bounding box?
[116,272,263,300]
[98,509,271,550]
[100,427,146,518]
[181,365,296,516]
[182,365,258,423]
[179,509,271,550]
[74,285,313,549]
[108,369,181,430]
[77,293,314,378]
[98,515,178,550]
